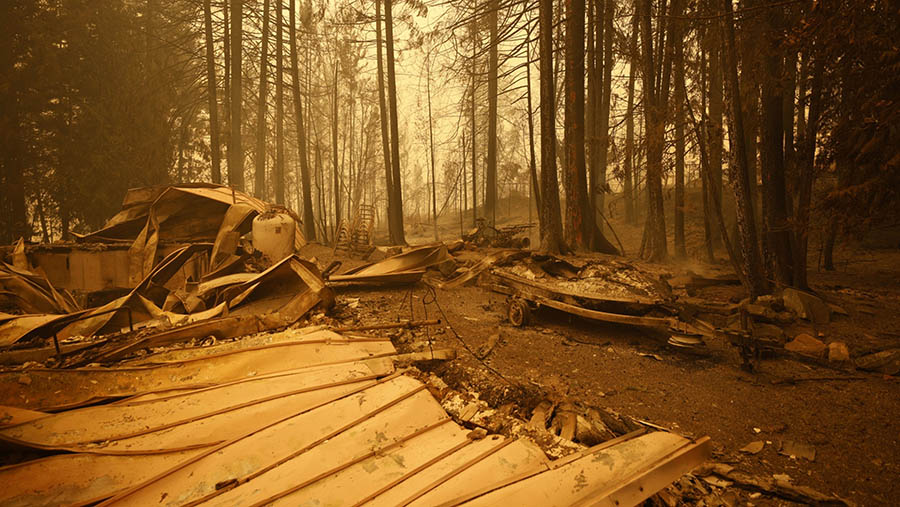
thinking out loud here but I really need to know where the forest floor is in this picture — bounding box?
[301,203,900,506]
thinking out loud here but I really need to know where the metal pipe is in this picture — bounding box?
[333,319,441,333]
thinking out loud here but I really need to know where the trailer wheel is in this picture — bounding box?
[508,299,531,327]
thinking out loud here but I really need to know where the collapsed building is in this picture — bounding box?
[1,184,719,505]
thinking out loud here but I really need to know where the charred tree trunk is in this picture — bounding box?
[228,0,244,190]
[668,0,686,257]
[699,47,715,261]
[223,2,230,162]
[274,0,285,204]
[723,0,766,297]
[674,45,687,258]
[705,0,724,247]
[639,0,667,260]
[289,0,315,240]
[684,79,751,292]
[203,0,222,184]
[525,18,542,215]
[793,55,823,289]
[538,0,566,253]
[385,0,405,243]
[623,10,638,225]
[595,0,614,227]
[331,58,341,240]
[426,57,438,240]
[470,15,478,226]
[564,0,611,251]
[564,0,590,249]
[254,0,270,199]
[4,129,27,242]
[486,0,499,226]
[587,0,600,223]
[375,0,397,243]
[759,5,793,285]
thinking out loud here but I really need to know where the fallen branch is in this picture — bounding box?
[597,212,627,257]
[696,463,850,505]
[771,375,867,385]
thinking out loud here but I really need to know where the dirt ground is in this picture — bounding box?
[301,213,900,506]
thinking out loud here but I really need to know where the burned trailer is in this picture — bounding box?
[479,254,706,350]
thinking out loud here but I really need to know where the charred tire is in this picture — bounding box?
[508,298,531,327]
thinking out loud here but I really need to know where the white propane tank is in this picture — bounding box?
[252,211,295,263]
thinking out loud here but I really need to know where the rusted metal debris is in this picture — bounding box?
[0,326,710,506]
[0,260,80,315]
[479,253,698,338]
[1,187,333,362]
[0,185,303,295]
[333,203,377,258]
[462,218,534,248]
[326,244,453,285]
[0,186,714,505]
[0,330,392,412]
[77,183,305,284]
[333,318,441,332]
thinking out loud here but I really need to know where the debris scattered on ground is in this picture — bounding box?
[0,186,729,506]
[694,463,850,505]
[462,219,533,248]
[477,252,684,332]
[475,331,501,359]
[7,182,899,505]
[783,287,832,324]
[828,341,851,363]
[326,243,451,284]
[0,187,334,363]
[778,440,817,461]
[739,440,765,454]
[0,325,711,505]
[855,348,900,375]
[784,333,827,357]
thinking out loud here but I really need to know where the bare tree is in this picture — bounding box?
[425,54,438,240]
[638,0,669,260]
[672,0,686,257]
[374,0,398,243]
[203,0,222,184]
[385,0,405,244]
[254,0,270,199]
[485,0,499,226]
[593,0,614,229]
[228,0,244,190]
[289,0,315,240]
[538,0,566,253]
[705,0,724,251]
[470,14,478,227]
[759,3,793,285]
[623,10,638,225]
[564,0,596,250]
[331,57,340,239]
[723,0,766,297]
[792,54,823,289]
[274,0,285,204]
[525,14,541,215]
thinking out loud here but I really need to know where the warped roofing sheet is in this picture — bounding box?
[0,330,394,411]
[328,244,451,284]
[74,184,305,285]
[0,328,709,506]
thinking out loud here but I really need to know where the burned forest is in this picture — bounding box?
[1,0,899,505]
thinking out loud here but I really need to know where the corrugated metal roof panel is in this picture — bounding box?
[0,329,709,506]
